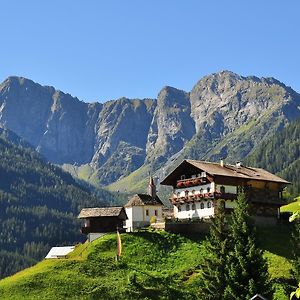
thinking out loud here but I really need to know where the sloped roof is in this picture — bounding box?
[160,159,290,186]
[45,246,75,259]
[124,194,163,207]
[78,206,126,219]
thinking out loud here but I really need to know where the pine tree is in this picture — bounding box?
[198,201,228,300]
[224,192,272,300]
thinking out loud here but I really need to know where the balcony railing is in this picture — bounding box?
[170,192,237,204]
[176,177,207,188]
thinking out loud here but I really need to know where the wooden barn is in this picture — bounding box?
[78,207,128,241]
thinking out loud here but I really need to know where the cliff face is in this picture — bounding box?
[1,71,300,187]
[146,86,195,168]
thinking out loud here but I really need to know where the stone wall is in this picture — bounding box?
[165,222,211,234]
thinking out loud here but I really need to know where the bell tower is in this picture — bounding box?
[148,176,156,198]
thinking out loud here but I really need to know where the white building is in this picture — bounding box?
[124,177,164,232]
[160,159,289,221]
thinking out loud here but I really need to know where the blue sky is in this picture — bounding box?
[0,1,299,102]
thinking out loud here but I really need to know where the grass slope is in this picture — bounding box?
[281,197,300,213]
[107,164,150,194]
[0,226,295,300]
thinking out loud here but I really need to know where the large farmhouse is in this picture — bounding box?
[160,159,290,223]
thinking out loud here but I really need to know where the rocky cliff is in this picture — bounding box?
[1,71,300,188]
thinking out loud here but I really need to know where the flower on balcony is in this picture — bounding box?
[185,180,192,187]
[177,181,184,188]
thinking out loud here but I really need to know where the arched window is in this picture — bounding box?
[200,188,203,193]
[200,202,204,209]
[178,205,181,212]
[207,187,210,193]
[185,190,189,197]
[192,203,196,210]
[207,201,212,208]
[186,204,190,211]
[177,192,180,198]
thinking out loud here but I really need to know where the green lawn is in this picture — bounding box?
[281,197,300,213]
[0,226,295,300]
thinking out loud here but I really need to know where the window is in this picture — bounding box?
[154,210,158,216]
[186,204,190,211]
[146,209,149,216]
[177,192,180,198]
[200,202,204,209]
[178,205,181,212]
[220,186,225,194]
[200,188,203,193]
[192,203,196,210]
[181,175,186,180]
[207,187,210,193]
[207,202,212,208]
[185,190,189,197]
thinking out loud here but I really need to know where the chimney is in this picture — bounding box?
[236,161,242,168]
[148,176,156,198]
[220,159,224,167]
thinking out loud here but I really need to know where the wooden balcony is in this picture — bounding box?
[176,177,207,188]
[170,192,237,205]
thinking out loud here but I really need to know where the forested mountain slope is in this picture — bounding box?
[0,131,118,278]
[246,118,300,196]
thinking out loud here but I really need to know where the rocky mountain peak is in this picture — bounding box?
[0,71,300,188]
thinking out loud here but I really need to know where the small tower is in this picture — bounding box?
[148,176,156,198]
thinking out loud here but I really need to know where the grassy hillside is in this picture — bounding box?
[0,131,122,278]
[281,197,300,213]
[0,226,295,300]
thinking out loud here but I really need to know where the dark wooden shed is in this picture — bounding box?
[78,206,128,234]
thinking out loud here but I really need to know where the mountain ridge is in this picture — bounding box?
[1,71,300,190]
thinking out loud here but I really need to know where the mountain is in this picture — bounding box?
[109,71,300,193]
[0,130,120,278]
[246,117,300,196]
[1,71,300,191]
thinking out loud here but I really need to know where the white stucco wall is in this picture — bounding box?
[174,182,214,198]
[174,201,214,219]
[225,200,237,209]
[125,205,163,232]
[125,207,133,232]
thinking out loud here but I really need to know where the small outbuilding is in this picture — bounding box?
[45,246,75,259]
[78,206,128,242]
[124,177,164,232]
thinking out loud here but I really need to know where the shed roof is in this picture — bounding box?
[78,206,126,219]
[124,194,163,207]
[160,159,290,186]
[45,246,75,259]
